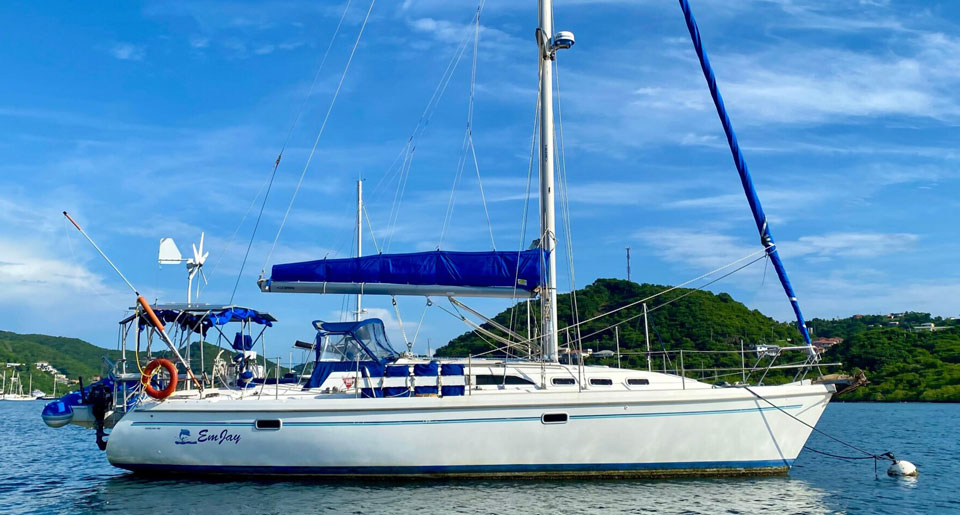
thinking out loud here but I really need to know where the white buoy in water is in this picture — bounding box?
[888,460,918,477]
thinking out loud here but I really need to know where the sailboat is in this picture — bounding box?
[45,0,852,477]
[1,370,37,401]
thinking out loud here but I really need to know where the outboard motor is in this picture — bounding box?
[87,382,113,451]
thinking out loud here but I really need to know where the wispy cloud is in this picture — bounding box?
[111,42,145,61]
[189,37,210,49]
[785,232,920,259]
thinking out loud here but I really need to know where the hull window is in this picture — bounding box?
[255,419,282,430]
[474,374,536,386]
[541,413,568,424]
[551,377,576,386]
[627,378,650,386]
[589,378,613,386]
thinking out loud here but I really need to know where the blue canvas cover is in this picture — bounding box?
[440,364,464,376]
[141,307,273,336]
[414,362,439,376]
[232,332,254,351]
[270,249,544,292]
[315,319,399,363]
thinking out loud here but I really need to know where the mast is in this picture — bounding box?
[536,0,574,363]
[356,179,362,322]
[538,0,557,362]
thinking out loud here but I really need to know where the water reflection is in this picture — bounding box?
[67,473,837,514]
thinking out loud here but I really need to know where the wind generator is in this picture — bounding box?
[158,233,209,305]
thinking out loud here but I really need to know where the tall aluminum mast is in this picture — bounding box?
[536,0,574,362]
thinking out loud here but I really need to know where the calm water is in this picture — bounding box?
[1,402,957,514]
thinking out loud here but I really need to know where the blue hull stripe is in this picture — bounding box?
[114,459,794,476]
[131,404,801,428]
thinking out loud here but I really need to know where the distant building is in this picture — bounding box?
[813,337,843,351]
[913,323,947,332]
[853,314,864,319]
[5,362,23,368]
[885,321,900,327]
[35,362,60,374]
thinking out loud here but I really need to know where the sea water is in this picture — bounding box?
[1,402,957,514]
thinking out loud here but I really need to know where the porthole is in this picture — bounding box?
[255,419,282,430]
[541,413,568,424]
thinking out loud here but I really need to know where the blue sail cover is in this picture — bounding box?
[271,249,544,292]
[679,0,813,351]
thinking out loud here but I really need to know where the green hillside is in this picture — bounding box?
[824,327,960,402]
[0,331,121,395]
[809,312,959,340]
[436,278,802,380]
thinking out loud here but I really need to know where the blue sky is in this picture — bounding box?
[2,0,959,358]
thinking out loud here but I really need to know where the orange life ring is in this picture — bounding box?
[142,358,178,399]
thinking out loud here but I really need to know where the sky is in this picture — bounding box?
[2,0,959,360]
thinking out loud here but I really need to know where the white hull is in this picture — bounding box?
[106,382,832,478]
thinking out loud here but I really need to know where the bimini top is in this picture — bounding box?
[261,249,544,298]
[122,304,275,336]
[313,318,399,363]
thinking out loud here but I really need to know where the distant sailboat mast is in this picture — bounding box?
[356,179,363,322]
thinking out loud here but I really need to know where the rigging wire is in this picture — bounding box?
[574,253,767,344]
[553,52,583,364]
[565,247,768,333]
[202,171,271,292]
[507,57,542,347]
[439,0,494,250]
[226,0,355,302]
[379,13,476,252]
[263,0,377,270]
[362,203,381,254]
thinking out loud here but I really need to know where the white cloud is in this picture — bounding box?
[636,229,758,271]
[407,17,524,55]
[786,232,919,259]
[111,43,145,61]
[0,238,123,306]
[254,44,276,55]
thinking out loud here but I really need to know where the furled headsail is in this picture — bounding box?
[259,249,544,298]
[679,0,814,355]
